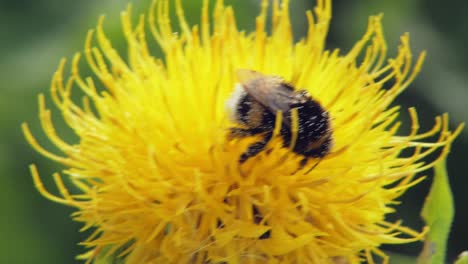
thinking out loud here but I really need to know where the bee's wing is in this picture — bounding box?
[236,69,295,126]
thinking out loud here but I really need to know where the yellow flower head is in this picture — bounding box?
[23,0,463,263]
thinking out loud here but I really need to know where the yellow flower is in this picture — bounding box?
[23,0,463,263]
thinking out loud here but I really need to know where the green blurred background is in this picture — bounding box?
[1,0,466,263]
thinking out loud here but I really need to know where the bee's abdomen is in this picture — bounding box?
[283,99,332,157]
[298,100,330,140]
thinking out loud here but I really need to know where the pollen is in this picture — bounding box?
[23,0,463,263]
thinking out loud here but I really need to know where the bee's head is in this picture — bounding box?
[225,83,247,122]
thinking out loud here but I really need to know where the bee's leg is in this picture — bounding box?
[299,157,309,169]
[304,158,322,174]
[290,157,322,175]
[239,132,273,163]
[252,205,270,239]
[289,157,308,175]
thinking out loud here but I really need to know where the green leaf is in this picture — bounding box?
[388,252,418,264]
[455,251,468,264]
[418,158,454,264]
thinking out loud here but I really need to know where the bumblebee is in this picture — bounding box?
[226,69,333,167]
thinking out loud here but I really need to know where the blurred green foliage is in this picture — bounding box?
[1,0,466,263]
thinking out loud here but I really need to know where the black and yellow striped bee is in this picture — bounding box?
[226,69,333,167]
